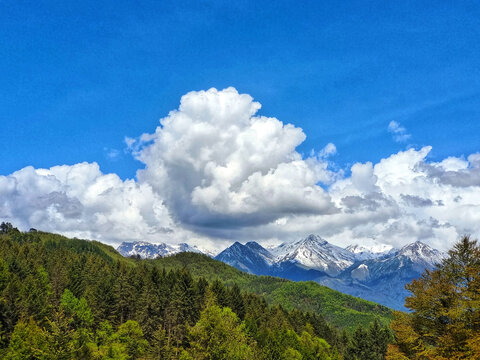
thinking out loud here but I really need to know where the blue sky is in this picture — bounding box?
[1,1,480,250]
[1,1,479,179]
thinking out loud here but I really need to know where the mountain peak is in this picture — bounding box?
[303,234,328,245]
[215,240,273,274]
[273,234,354,276]
[399,241,433,255]
[394,241,445,271]
[345,243,395,261]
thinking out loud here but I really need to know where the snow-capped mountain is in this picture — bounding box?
[215,241,274,275]
[395,241,444,270]
[214,235,446,310]
[216,234,356,277]
[117,241,203,259]
[350,241,444,281]
[273,234,355,276]
[318,240,446,309]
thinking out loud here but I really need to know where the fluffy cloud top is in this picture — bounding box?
[1,88,479,251]
[131,87,337,230]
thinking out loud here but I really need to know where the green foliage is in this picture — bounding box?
[61,289,94,328]
[0,222,18,234]
[344,320,391,360]
[5,318,49,360]
[0,228,393,359]
[114,320,148,359]
[187,303,256,359]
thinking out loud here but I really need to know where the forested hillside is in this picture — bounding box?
[0,224,391,359]
[152,253,392,330]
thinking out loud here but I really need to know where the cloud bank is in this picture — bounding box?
[1,88,479,251]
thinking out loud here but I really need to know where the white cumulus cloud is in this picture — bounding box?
[130,87,338,232]
[0,162,202,247]
[1,87,480,252]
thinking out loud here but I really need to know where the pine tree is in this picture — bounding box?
[114,320,149,360]
[150,325,176,360]
[19,266,52,325]
[345,327,370,360]
[59,289,95,359]
[228,284,246,320]
[112,262,135,325]
[210,279,229,308]
[368,319,391,360]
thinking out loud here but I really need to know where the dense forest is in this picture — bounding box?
[0,223,391,359]
[150,253,392,331]
[1,223,478,359]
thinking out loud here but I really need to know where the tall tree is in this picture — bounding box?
[387,236,480,359]
[186,302,256,360]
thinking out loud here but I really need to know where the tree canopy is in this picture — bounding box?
[387,235,480,359]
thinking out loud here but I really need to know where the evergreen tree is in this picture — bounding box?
[19,266,52,325]
[210,279,229,307]
[59,289,95,359]
[229,283,246,320]
[150,325,175,360]
[114,320,148,360]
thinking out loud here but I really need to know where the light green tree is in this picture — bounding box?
[5,318,49,360]
[187,302,257,360]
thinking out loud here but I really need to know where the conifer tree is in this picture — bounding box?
[19,266,52,325]
[229,283,246,320]
[115,320,148,360]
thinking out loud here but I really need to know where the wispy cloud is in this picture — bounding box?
[388,120,411,143]
[104,148,121,161]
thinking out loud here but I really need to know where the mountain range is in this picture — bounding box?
[117,234,445,310]
[117,241,203,258]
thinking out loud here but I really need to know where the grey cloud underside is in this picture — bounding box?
[400,194,434,207]
[341,192,394,213]
[418,162,480,188]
